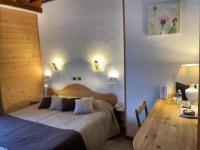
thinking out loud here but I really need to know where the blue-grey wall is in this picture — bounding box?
[38,0,199,137]
[38,0,125,103]
[125,0,199,136]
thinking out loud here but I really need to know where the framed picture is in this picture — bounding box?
[147,1,180,35]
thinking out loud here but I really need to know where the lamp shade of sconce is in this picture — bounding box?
[175,64,199,105]
[108,70,119,79]
[94,60,99,70]
[51,58,63,72]
[44,69,52,77]
[44,69,52,81]
[108,70,119,84]
[92,55,106,71]
[44,83,48,88]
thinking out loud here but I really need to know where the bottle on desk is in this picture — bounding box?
[176,89,182,105]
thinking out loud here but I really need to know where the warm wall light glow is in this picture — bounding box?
[52,58,63,72]
[182,64,199,67]
[44,84,48,88]
[92,55,106,71]
[108,69,119,85]
[108,70,119,79]
[44,69,52,77]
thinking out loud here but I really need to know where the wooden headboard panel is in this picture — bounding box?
[47,84,118,106]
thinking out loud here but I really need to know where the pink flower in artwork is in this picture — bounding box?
[157,15,170,22]
[157,15,170,29]
[156,15,170,35]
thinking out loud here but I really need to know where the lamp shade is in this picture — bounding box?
[175,64,199,85]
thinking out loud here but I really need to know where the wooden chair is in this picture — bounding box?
[135,101,148,128]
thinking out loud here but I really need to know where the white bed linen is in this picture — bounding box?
[10,100,120,150]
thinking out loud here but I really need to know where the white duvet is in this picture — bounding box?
[10,100,120,150]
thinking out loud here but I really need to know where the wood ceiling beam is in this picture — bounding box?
[42,0,55,3]
[0,0,42,13]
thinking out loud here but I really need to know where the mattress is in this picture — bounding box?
[10,99,120,150]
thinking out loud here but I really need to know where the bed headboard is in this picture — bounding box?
[47,84,118,106]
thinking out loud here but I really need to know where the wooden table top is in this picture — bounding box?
[133,99,197,150]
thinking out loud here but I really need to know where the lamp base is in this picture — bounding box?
[185,84,198,106]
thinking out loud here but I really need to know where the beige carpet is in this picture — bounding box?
[104,136,133,150]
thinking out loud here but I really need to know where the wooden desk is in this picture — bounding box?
[133,99,197,150]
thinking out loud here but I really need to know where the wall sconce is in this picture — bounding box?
[44,69,52,81]
[43,70,51,97]
[43,83,49,97]
[92,55,106,71]
[108,70,119,84]
[44,83,49,88]
[51,58,63,72]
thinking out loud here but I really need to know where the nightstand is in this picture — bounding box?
[114,107,125,133]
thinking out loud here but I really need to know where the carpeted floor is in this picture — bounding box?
[104,135,133,150]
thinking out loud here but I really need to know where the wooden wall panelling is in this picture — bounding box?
[0,7,43,113]
[0,0,42,13]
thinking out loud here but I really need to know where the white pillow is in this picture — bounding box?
[73,99,94,115]
[49,96,62,110]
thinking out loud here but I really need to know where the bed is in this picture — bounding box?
[0,84,120,150]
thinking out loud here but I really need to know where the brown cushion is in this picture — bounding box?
[38,97,51,109]
[61,98,79,111]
